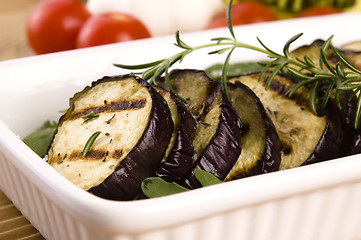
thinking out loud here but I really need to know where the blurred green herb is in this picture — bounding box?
[141,169,222,198]
[205,61,268,80]
[23,121,57,157]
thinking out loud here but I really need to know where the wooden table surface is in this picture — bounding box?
[1,1,361,239]
[0,0,39,61]
[0,1,45,238]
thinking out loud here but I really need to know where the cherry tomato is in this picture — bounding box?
[26,0,90,54]
[297,7,341,17]
[76,13,151,48]
[206,2,277,29]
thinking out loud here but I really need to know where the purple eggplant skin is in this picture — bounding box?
[301,101,344,165]
[226,81,281,179]
[183,90,243,189]
[350,134,361,155]
[88,78,174,201]
[152,93,197,183]
[334,91,361,157]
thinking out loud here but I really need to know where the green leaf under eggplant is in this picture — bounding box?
[23,121,57,157]
[141,169,222,199]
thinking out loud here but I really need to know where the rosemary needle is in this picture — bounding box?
[82,111,99,124]
[82,131,101,157]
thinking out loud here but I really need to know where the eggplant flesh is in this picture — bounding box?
[48,75,173,200]
[225,81,281,180]
[158,69,218,119]
[290,39,327,67]
[339,45,361,70]
[230,72,343,169]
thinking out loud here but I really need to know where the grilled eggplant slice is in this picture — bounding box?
[47,75,173,200]
[290,39,327,66]
[290,39,361,72]
[290,42,361,157]
[152,87,197,183]
[157,69,218,119]
[183,86,243,188]
[338,42,361,70]
[230,72,344,169]
[225,81,281,180]
[290,39,361,71]
[341,41,361,51]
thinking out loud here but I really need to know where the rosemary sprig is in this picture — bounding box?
[82,131,101,157]
[82,111,99,124]
[113,0,361,128]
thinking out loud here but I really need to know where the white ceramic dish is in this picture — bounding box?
[2,13,361,240]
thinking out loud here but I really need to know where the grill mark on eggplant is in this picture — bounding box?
[70,99,146,120]
[56,149,124,160]
[112,150,123,159]
[70,150,106,160]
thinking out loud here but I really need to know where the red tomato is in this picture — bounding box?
[76,13,151,48]
[206,2,277,29]
[298,7,341,17]
[26,0,90,54]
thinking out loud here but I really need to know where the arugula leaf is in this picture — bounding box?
[23,121,57,157]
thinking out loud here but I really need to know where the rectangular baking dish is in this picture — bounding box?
[1,13,361,240]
